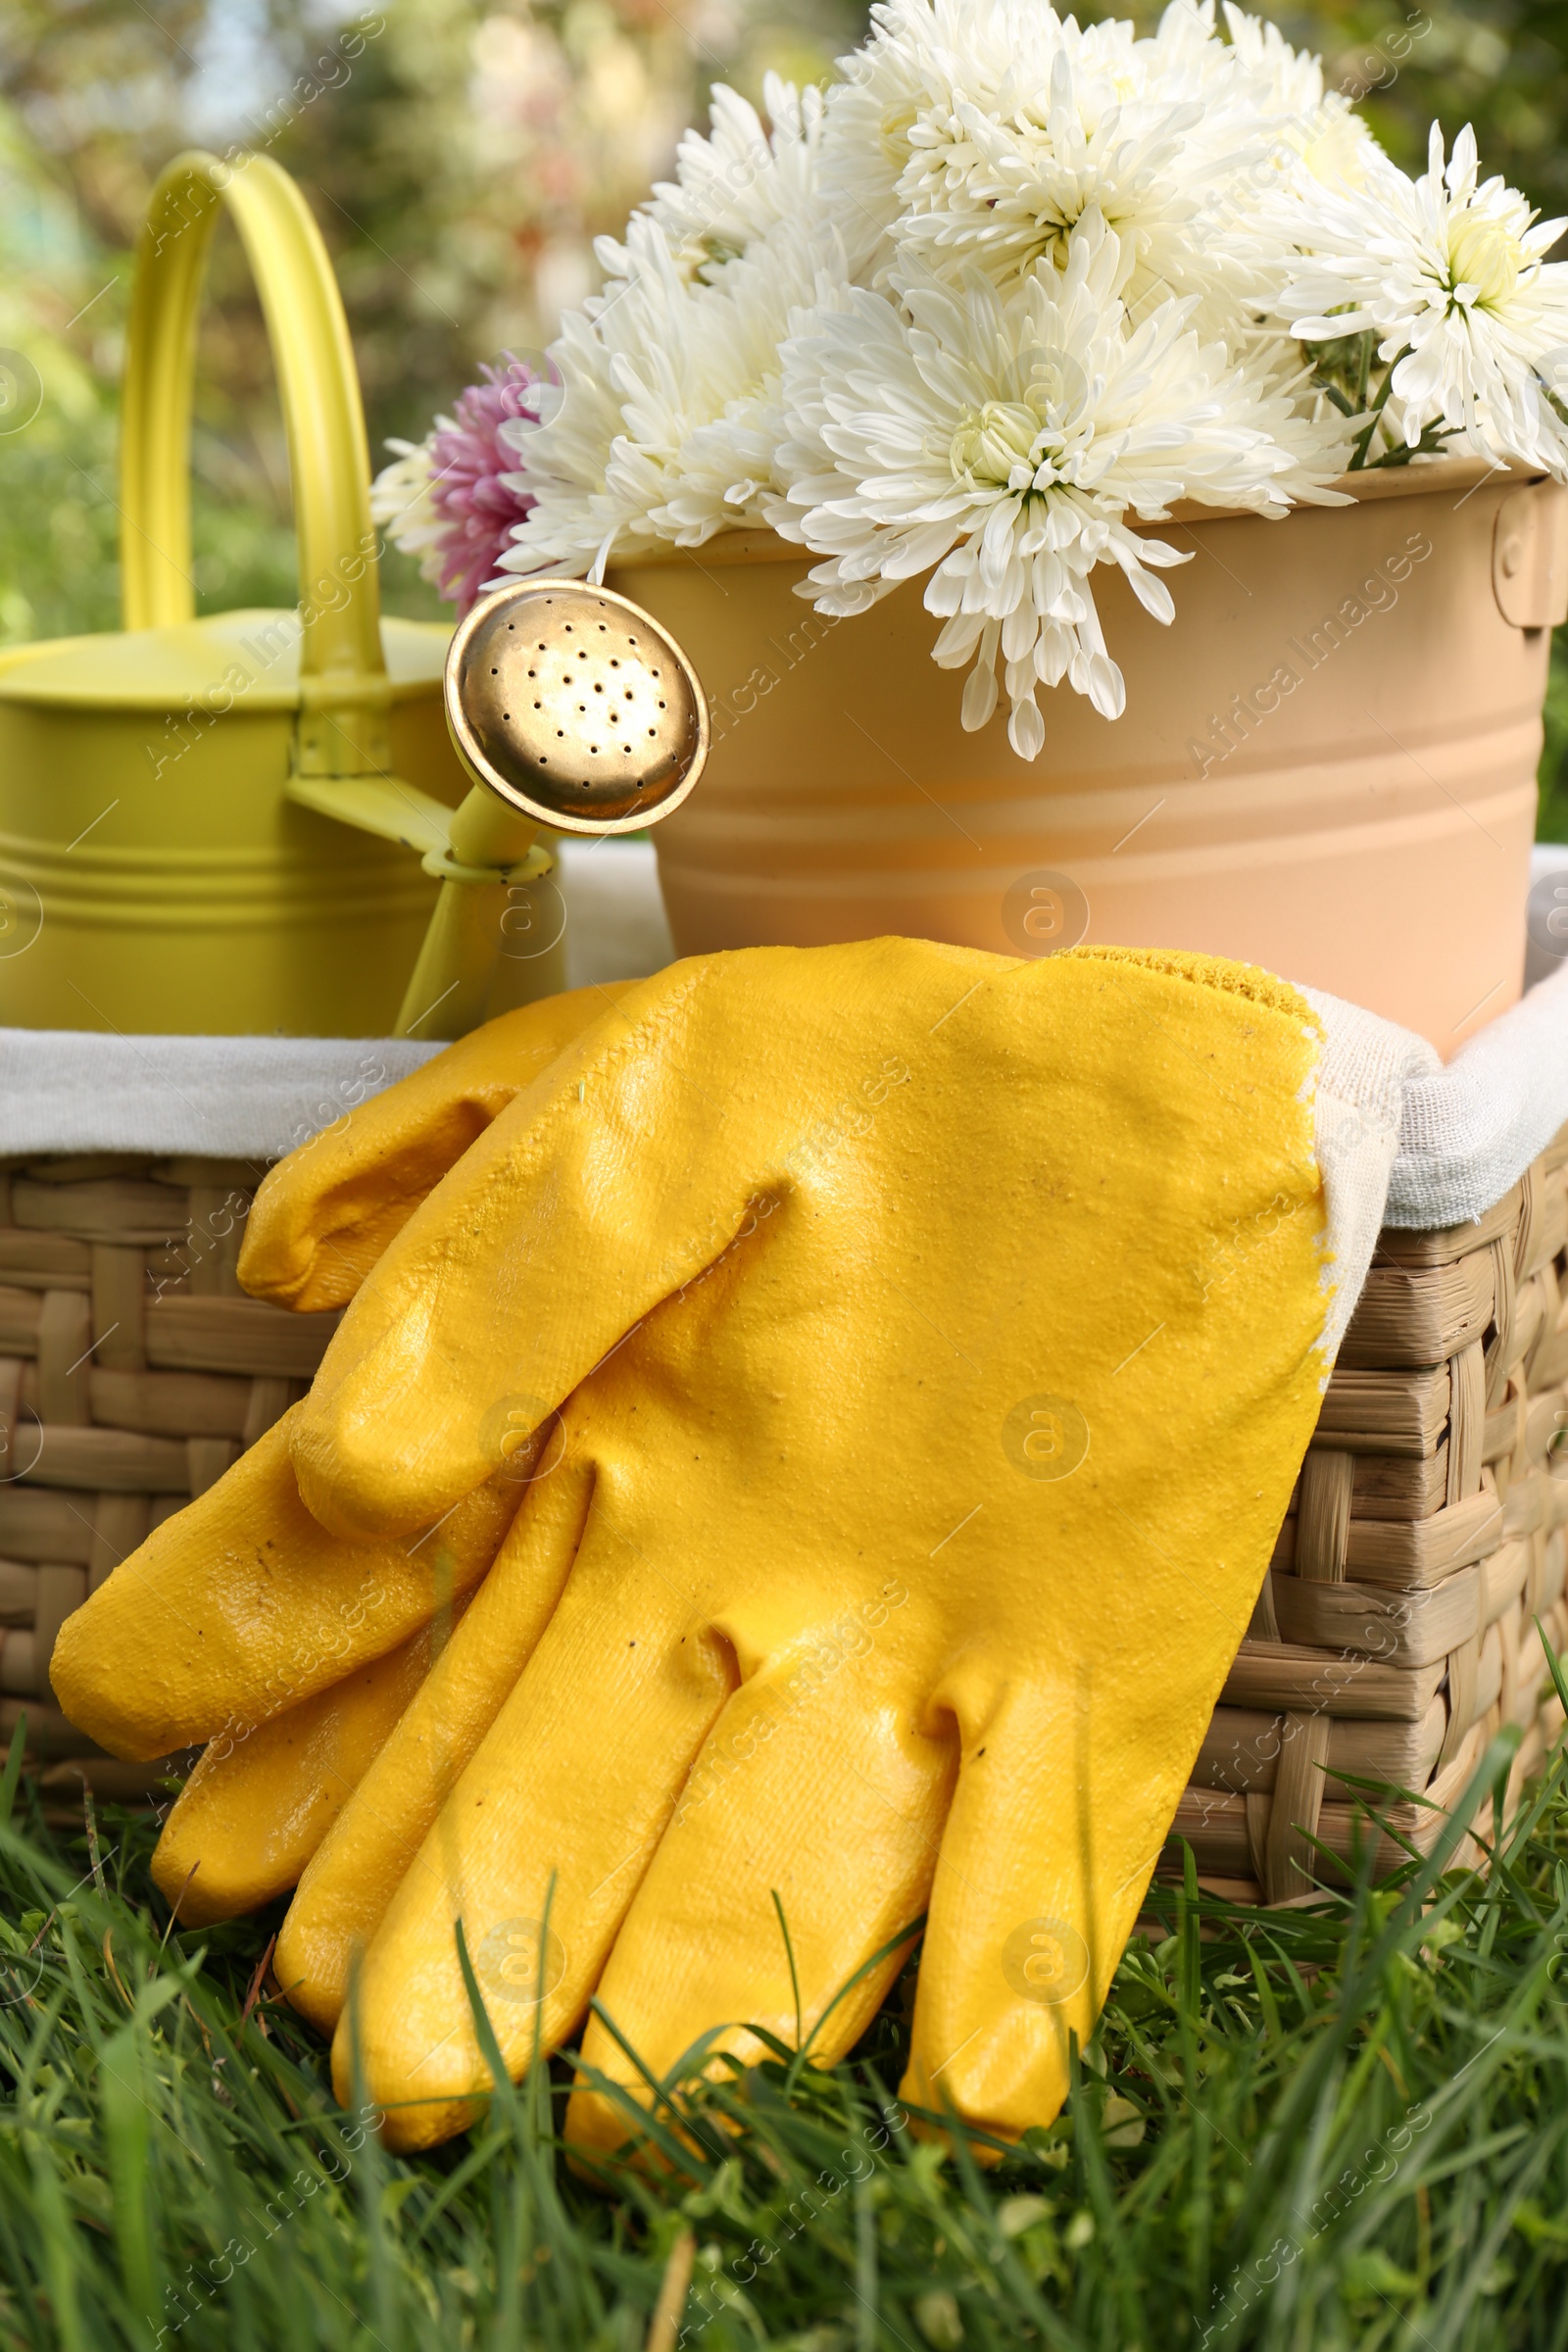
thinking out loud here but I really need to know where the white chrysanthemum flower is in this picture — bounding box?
[1126,6,1370,334]
[1214,0,1325,119]
[1237,346,1361,493]
[369,439,443,582]
[1205,100,1377,327]
[494,215,849,582]
[596,74,828,286]
[874,1,1338,349]
[771,218,1351,755]
[894,25,1209,305]
[1280,123,1568,471]
[817,0,1045,280]
[1292,104,1379,196]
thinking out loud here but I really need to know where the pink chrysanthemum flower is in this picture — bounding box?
[370,356,557,615]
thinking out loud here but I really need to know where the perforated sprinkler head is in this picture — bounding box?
[444,577,709,836]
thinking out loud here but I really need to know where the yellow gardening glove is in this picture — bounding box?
[50,984,630,1926]
[245,980,639,1311]
[48,1404,531,1924]
[122,936,1328,2156]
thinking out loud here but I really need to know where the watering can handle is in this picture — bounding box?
[120,150,389,782]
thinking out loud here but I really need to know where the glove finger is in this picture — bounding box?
[290,961,751,1540]
[240,983,638,1312]
[564,1633,952,2163]
[328,1535,737,2151]
[902,1676,1187,2147]
[291,947,1000,1542]
[49,1408,520,1759]
[274,1442,591,2037]
[150,1615,454,1928]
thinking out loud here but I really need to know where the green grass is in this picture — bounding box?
[1,1709,1567,2352]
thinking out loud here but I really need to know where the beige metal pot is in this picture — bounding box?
[609,458,1568,1056]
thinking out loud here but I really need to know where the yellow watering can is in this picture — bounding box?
[0,152,707,1041]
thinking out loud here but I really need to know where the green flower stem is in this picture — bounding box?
[1348,349,1408,469]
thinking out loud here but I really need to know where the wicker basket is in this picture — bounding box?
[0,1154,338,1805]
[1174,1127,1568,1901]
[4,1146,1566,1894]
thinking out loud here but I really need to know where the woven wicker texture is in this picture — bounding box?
[1176,1125,1568,1902]
[0,1154,336,1806]
[4,1146,1566,1894]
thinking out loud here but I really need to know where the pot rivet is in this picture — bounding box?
[1501,535,1524,577]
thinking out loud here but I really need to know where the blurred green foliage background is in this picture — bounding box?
[5,0,1568,819]
[0,0,866,643]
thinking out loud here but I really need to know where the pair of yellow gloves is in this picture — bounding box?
[53,939,1330,2155]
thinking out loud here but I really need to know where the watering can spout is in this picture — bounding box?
[284,572,709,1043]
[386,575,709,1042]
